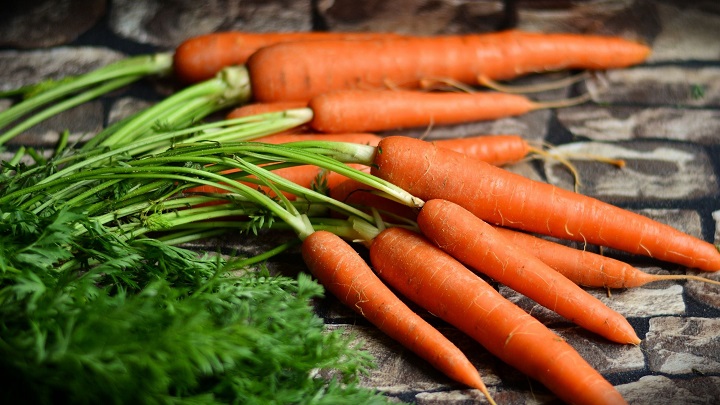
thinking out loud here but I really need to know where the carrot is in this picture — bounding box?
[258,133,531,167]
[308,89,551,133]
[253,132,382,146]
[417,199,639,344]
[226,101,308,119]
[186,165,322,200]
[431,135,530,166]
[369,227,628,405]
[301,230,496,403]
[369,136,720,272]
[247,30,651,102]
[492,226,720,289]
[173,31,404,83]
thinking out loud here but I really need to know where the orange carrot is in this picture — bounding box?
[257,133,531,167]
[307,89,539,133]
[253,132,382,146]
[173,31,404,83]
[186,165,322,200]
[226,101,308,119]
[492,226,720,289]
[432,135,530,166]
[247,30,651,102]
[369,227,628,405]
[369,136,720,271]
[302,230,496,403]
[417,199,639,344]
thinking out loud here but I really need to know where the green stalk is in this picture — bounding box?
[0,53,173,145]
[90,66,252,149]
[0,76,138,146]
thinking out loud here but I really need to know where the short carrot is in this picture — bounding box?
[173,31,404,83]
[247,30,651,102]
[369,227,628,405]
[369,136,720,272]
[492,226,720,289]
[416,198,639,344]
[307,89,541,133]
[302,230,496,403]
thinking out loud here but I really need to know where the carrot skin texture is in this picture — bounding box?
[308,90,536,133]
[248,30,651,102]
[173,31,403,83]
[492,226,670,288]
[432,135,530,166]
[369,227,628,405]
[301,231,492,393]
[417,199,639,344]
[370,136,720,272]
[226,101,309,119]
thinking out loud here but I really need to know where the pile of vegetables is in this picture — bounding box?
[2,28,719,405]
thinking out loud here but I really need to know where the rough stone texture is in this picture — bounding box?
[109,0,313,48]
[556,106,720,144]
[0,0,107,49]
[586,66,720,106]
[0,47,125,92]
[617,375,720,405]
[2,1,720,404]
[543,141,719,201]
[316,0,505,35]
[644,317,720,374]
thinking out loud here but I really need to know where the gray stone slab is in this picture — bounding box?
[586,66,720,106]
[617,375,720,405]
[649,2,720,62]
[0,47,125,91]
[685,268,720,310]
[109,0,313,47]
[316,0,505,35]
[0,0,107,49]
[556,105,720,144]
[543,141,718,201]
[514,0,657,43]
[325,324,501,394]
[644,316,720,374]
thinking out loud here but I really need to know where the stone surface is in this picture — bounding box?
[644,317,720,374]
[108,0,313,48]
[556,105,720,144]
[617,375,720,405]
[585,66,720,106]
[316,0,505,35]
[543,141,718,201]
[0,0,107,49]
[0,47,125,92]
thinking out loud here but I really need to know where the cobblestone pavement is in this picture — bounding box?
[2,1,720,404]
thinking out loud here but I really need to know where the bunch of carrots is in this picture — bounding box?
[4,27,720,405]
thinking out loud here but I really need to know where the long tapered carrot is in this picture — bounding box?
[247,30,651,102]
[369,136,720,271]
[308,89,541,133]
[492,226,720,289]
[173,31,404,83]
[369,227,628,405]
[417,198,639,344]
[301,231,496,403]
